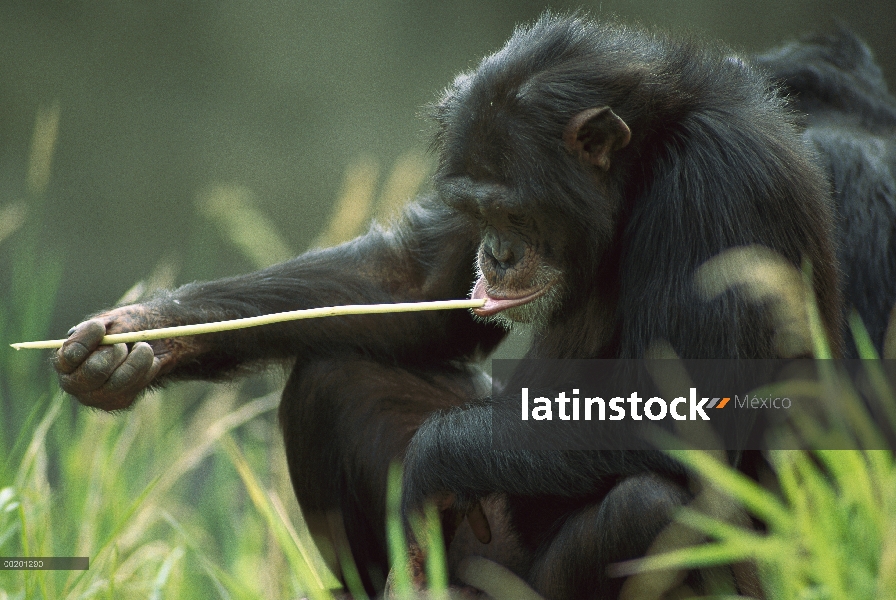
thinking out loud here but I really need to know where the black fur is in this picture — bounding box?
[756,28,896,354]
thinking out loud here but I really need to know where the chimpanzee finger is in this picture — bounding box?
[77,345,162,411]
[104,342,158,395]
[59,343,128,394]
[466,500,492,544]
[55,320,107,374]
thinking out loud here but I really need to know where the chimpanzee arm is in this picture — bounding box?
[55,197,505,410]
[142,197,499,369]
[401,399,684,516]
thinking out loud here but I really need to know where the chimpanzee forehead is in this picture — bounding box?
[438,85,602,197]
[435,24,625,180]
[437,69,569,181]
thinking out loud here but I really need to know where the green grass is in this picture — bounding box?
[613,326,896,600]
[0,375,340,598]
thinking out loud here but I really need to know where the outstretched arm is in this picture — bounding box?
[55,197,506,410]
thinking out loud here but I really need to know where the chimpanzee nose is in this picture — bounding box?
[487,244,515,269]
[483,227,518,270]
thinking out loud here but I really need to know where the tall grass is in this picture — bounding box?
[617,258,896,600]
[615,444,896,599]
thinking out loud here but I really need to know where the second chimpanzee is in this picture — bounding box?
[54,14,896,599]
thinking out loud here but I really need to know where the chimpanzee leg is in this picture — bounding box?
[278,357,489,593]
[527,473,693,600]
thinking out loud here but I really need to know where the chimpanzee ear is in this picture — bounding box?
[563,107,632,171]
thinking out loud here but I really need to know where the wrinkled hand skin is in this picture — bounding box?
[404,490,492,592]
[404,540,485,599]
[54,304,181,411]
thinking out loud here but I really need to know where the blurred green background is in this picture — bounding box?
[1,3,895,598]
[1,0,894,336]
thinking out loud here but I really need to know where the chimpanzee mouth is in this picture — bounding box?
[470,276,555,317]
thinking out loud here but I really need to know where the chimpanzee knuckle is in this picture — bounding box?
[80,344,129,382]
[105,347,154,393]
[130,341,157,363]
[76,319,107,342]
[54,344,83,374]
[65,319,105,351]
[55,321,104,372]
[104,369,136,395]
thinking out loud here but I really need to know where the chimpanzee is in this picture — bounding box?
[754,28,896,357]
[53,14,896,599]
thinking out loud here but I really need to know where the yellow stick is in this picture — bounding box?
[10,299,486,350]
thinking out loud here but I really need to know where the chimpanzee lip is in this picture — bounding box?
[470,276,553,316]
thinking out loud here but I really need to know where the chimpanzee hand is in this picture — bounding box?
[401,427,494,591]
[402,490,492,591]
[54,305,178,411]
